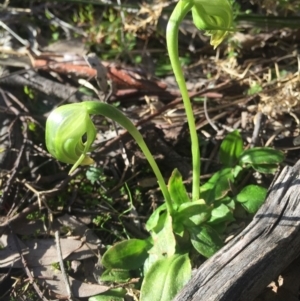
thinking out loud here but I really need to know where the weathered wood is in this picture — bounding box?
[174,161,300,301]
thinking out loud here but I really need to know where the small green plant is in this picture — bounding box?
[247,82,263,95]
[73,4,136,61]
[201,130,283,221]
[44,1,284,300]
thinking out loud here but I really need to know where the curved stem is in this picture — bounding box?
[84,101,174,214]
[166,0,200,201]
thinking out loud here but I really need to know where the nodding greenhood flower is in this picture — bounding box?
[191,0,233,48]
[45,103,96,174]
[45,101,172,209]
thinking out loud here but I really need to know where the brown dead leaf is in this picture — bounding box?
[57,214,101,245]
[0,234,97,268]
[32,265,109,298]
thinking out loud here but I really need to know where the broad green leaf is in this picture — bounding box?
[145,203,167,232]
[102,239,151,270]
[238,148,284,167]
[168,169,191,209]
[89,288,125,301]
[143,232,189,275]
[207,203,234,225]
[251,164,279,174]
[189,225,223,258]
[219,130,243,166]
[143,252,159,275]
[140,254,191,301]
[200,168,234,204]
[235,185,267,214]
[232,165,243,178]
[149,215,176,259]
[148,211,168,238]
[214,196,235,210]
[99,269,131,283]
[172,221,185,237]
[173,200,212,229]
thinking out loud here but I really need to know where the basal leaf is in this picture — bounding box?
[102,239,151,270]
[145,203,167,232]
[235,185,267,214]
[99,269,131,283]
[238,148,284,167]
[207,203,234,225]
[251,164,279,174]
[214,196,235,210]
[200,168,234,204]
[232,164,243,179]
[149,215,176,259]
[168,169,191,209]
[219,130,243,166]
[173,200,212,228]
[140,254,191,301]
[189,224,223,258]
[143,252,159,275]
[88,288,126,301]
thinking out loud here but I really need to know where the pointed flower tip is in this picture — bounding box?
[81,156,95,166]
[68,156,94,175]
[210,31,230,49]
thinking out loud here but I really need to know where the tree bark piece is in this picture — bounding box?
[174,161,300,301]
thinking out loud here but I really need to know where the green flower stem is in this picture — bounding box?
[84,101,173,214]
[167,0,200,201]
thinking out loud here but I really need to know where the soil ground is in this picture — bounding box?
[1,1,300,300]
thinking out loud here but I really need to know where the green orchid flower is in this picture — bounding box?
[192,0,233,48]
[45,101,172,211]
[45,103,96,174]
